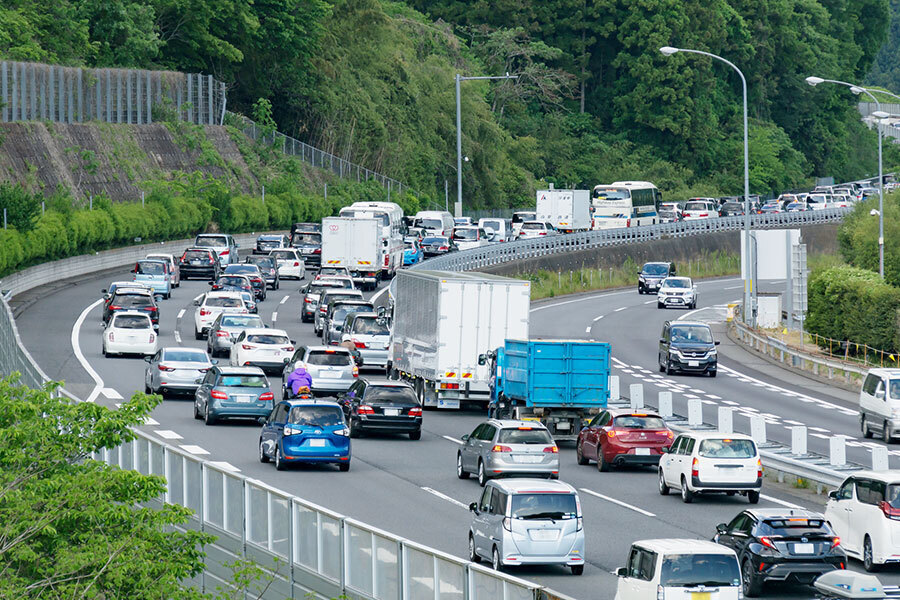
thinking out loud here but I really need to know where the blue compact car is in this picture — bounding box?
[258,399,351,471]
[403,238,423,266]
[132,259,172,298]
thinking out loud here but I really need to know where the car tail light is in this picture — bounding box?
[502,517,511,531]
[259,392,274,401]
[759,536,776,550]
[352,339,367,349]
[666,430,674,439]
[221,250,230,256]
[210,390,228,400]
[357,405,374,415]
[313,248,321,254]
[691,457,699,478]
[539,232,547,236]
[149,333,155,343]
[607,430,617,438]
[158,364,175,372]
[440,383,459,390]
[757,458,762,479]
[200,308,210,316]
[543,446,558,453]
[304,297,312,303]
[880,501,900,520]
[241,344,253,350]
[699,213,708,217]
[216,330,230,337]
[409,407,422,417]
[384,255,390,267]
[109,305,122,311]
[108,331,115,341]
[251,277,262,284]
[626,218,631,227]
[352,365,359,377]
[831,537,841,548]
[439,246,449,251]
[282,346,294,352]
[576,516,583,532]
[293,261,300,267]
[491,445,512,453]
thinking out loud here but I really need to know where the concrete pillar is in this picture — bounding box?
[829,436,846,467]
[658,392,673,418]
[717,407,734,434]
[687,399,702,427]
[872,446,889,471]
[750,415,767,445]
[629,384,644,410]
[791,426,807,455]
[609,376,619,402]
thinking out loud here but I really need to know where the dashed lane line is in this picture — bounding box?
[208,461,241,472]
[272,312,278,323]
[102,387,123,400]
[579,488,656,517]
[280,295,290,305]
[422,487,468,509]
[177,309,186,319]
[760,494,804,509]
[593,315,604,322]
[154,430,183,440]
[443,436,463,445]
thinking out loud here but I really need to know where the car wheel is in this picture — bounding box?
[193,401,201,420]
[468,535,480,563]
[477,460,488,487]
[457,453,470,479]
[349,419,361,438]
[275,447,286,471]
[570,564,584,576]
[658,356,665,373]
[708,369,717,378]
[409,430,422,441]
[658,469,670,495]
[576,441,589,465]
[864,535,879,572]
[680,476,693,503]
[742,559,762,597]
[145,383,151,394]
[884,421,892,443]
[339,462,350,472]
[657,302,664,309]
[862,415,873,438]
[491,547,502,572]
[259,440,270,463]
[597,450,610,472]
[204,405,216,426]
[748,490,760,504]
[194,328,203,341]
[665,360,675,376]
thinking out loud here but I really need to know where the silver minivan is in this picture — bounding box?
[341,313,391,370]
[468,479,585,575]
[195,233,240,265]
[457,419,559,486]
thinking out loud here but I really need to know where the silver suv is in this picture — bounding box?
[314,289,364,335]
[457,419,559,486]
[323,300,374,346]
[468,479,585,575]
[206,313,266,358]
[282,346,358,396]
[341,313,391,371]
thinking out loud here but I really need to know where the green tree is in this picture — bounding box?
[77,0,162,67]
[0,182,41,233]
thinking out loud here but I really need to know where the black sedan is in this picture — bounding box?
[244,255,280,290]
[421,236,458,257]
[178,248,221,281]
[223,264,267,301]
[713,509,845,597]
[338,380,422,440]
[719,201,745,216]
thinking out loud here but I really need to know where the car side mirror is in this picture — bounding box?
[469,502,479,514]
[714,340,720,346]
[659,338,666,344]
[101,289,108,294]
[211,359,218,365]
[290,339,296,345]
[461,434,469,441]
[258,416,267,425]
[478,354,486,366]
[828,490,838,500]
[616,567,627,578]
[283,357,290,363]
[716,523,728,533]
[208,281,214,286]
[144,355,152,363]
[876,389,886,400]
[194,378,203,384]
[193,299,202,306]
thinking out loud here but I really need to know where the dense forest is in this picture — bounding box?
[1,0,898,208]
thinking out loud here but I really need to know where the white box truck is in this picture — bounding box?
[536,189,591,233]
[321,217,382,290]
[390,270,530,409]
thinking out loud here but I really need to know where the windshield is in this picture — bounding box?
[481,220,503,231]
[452,229,478,240]
[521,222,543,231]
[205,297,243,308]
[593,188,629,200]
[112,314,151,329]
[510,494,577,520]
[226,265,258,274]
[512,212,536,224]
[723,203,743,211]
[670,326,713,343]
[422,237,448,245]
[420,219,443,229]
[642,264,669,276]
[307,283,342,295]
[136,262,166,275]
[684,202,709,211]
[163,350,208,363]
[323,293,360,305]
[698,438,756,458]
[258,236,282,243]
[270,250,296,260]
[756,519,831,537]
[247,258,275,269]
[319,268,348,277]
[808,195,826,203]
[218,276,249,287]
[332,305,370,322]
[289,406,345,427]
[352,317,390,335]
[218,375,267,388]
[497,428,553,444]
[196,235,227,248]
[306,351,352,366]
[247,334,290,345]
[292,233,321,244]
[113,293,152,307]
[663,278,691,289]
[184,250,212,261]
[365,386,418,404]
[613,415,667,429]
[659,554,740,588]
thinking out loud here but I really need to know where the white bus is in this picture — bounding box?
[590,181,661,229]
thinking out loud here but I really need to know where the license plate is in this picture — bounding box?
[191,260,202,265]
[635,448,651,456]
[302,248,313,253]
[319,371,341,379]
[528,529,559,541]
[688,360,700,367]
[235,395,254,403]
[513,455,543,463]
[383,408,400,416]
[309,439,326,447]
[691,593,711,600]
[793,543,814,554]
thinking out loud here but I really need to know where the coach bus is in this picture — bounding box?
[591,181,661,229]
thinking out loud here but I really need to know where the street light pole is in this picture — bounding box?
[660,46,754,325]
[455,72,518,218]
[805,77,886,278]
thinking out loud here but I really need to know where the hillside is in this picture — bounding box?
[868,0,900,92]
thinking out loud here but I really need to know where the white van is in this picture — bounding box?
[511,211,537,237]
[614,539,741,600]
[478,218,511,242]
[414,211,455,237]
[659,432,761,503]
[860,369,900,442]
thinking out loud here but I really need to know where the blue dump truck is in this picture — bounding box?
[478,339,611,441]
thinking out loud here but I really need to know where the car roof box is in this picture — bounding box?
[813,571,885,599]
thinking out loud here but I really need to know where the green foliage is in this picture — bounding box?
[838,190,900,286]
[867,0,900,91]
[251,98,277,140]
[0,182,41,233]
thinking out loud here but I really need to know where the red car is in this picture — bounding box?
[576,409,674,472]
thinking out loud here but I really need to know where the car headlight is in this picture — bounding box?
[334,427,350,437]
[708,349,717,356]
[639,275,645,282]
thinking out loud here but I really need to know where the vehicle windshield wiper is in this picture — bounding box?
[519,512,568,520]
[678,581,729,588]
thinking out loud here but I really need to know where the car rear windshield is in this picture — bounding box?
[452,229,478,240]
[642,264,669,276]
[422,237,448,245]
[247,257,275,268]
[698,438,756,458]
[112,315,151,328]
[196,235,228,247]
[659,554,740,587]
[723,203,743,211]
[684,202,709,211]
[756,519,831,537]
[220,315,263,328]
[163,350,208,362]
[136,262,166,275]
[481,220,503,231]
[289,406,345,427]
[510,493,577,520]
[205,297,243,308]
[270,250,296,260]
[292,233,321,244]
[332,306,367,324]
[219,276,248,287]
[323,293,360,304]
[227,265,258,274]
[512,212,536,223]
[670,326,712,343]
[306,351,351,366]
[218,375,267,388]
[420,219,443,229]
[318,268,347,277]
[613,415,667,429]
[365,386,417,404]
[113,293,152,307]
[352,317,390,335]
[184,250,212,261]
[497,428,553,444]
[247,334,290,345]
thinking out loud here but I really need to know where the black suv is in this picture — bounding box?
[290,230,322,269]
[223,264,266,301]
[254,234,288,255]
[178,248,221,281]
[719,201,745,216]
[638,262,676,294]
[658,320,718,376]
[245,255,280,290]
[713,509,845,597]
[103,289,159,328]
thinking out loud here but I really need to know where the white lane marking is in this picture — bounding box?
[177,309,186,319]
[760,494,804,509]
[443,435,464,445]
[811,433,832,440]
[706,394,722,400]
[784,420,804,426]
[722,400,739,406]
[422,487,468,509]
[154,430,183,440]
[208,461,241,472]
[72,298,105,403]
[280,295,290,305]
[585,326,591,333]
[102,387,123,400]
[370,285,391,304]
[644,300,655,305]
[717,365,852,414]
[614,306,627,312]
[724,285,743,290]
[689,388,706,393]
[593,315,604,322]
[272,312,278,323]
[531,290,635,313]
[144,417,159,426]
[114,403,121,408]
[701,400,717,405]
[810,427,831,433]
[174,331,182,343]
[580,488,656,517]
[180,444,210,455]
[683,394,699,399]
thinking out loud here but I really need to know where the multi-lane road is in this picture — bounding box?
[15,265,900,599]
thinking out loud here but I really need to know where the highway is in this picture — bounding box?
[15,265,900,599]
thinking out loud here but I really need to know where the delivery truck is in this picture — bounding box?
[479,339,610,441]
[321,216,382,290]
[389,270,530,409]
[536,189,591,233]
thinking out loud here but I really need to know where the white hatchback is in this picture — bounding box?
[657,276,698,310]
[269,248,306,280]
[659,432,761,504]
[102,311,157,357]
[230,328,294,372]
[193,292,248,340]
[825,471,900,571]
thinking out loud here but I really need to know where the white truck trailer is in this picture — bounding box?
[536,189,591,233]
[321,217,382,290]
[389,270,530,409]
